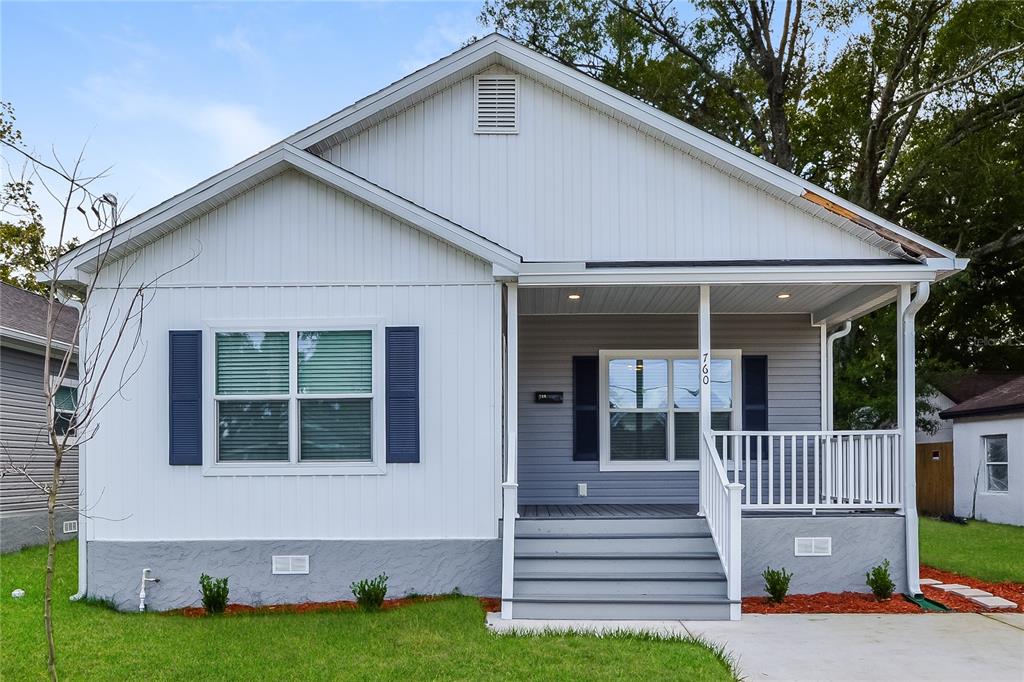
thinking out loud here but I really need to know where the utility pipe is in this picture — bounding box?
[900,282,930,596]
[825,321,853,431]
[139,568,160,612]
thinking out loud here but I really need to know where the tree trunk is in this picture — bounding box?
[44,445,63,682]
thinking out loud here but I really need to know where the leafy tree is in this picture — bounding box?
[482,0,1024,425]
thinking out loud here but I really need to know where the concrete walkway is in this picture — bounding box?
[486,612,1024,681]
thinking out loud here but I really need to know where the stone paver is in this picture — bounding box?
[919,578,942,586]
[488,612,1024,681]
[934,583,969,591]
[970,595,1018,609]
[950,587,992,598]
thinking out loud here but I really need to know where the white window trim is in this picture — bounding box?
[48,375,79,445]
[982,433,1009,494]
[598,349,742,472]
[201,318,386,476]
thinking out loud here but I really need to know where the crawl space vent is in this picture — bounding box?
[272,555,309,575]
[794,537,832,557]
[62,520,78,534]
[475,75,518,134]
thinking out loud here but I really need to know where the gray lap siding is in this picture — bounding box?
[517,313,821,505]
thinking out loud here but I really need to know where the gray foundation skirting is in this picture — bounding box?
[87,539,502,612]
[1,509,79,554]
[741,514,908,597]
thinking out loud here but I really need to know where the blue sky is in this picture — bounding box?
[2,1,485,242]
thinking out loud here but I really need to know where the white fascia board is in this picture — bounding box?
[49,144,521,279]
[516,262,946,287]
[0,327,77,355]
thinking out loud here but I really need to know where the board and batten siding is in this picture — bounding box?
[0,347,78,516]
[320,69,890,263]
[84,169,501,542]
[517,314,821,505]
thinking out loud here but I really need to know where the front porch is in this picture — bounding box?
[500,277,929,621]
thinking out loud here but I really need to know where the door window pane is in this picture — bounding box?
[610,412,667,460]
[609,359,668,409]
[298,331,372,394]
[216,332,289,394]
[218,400,289,461]
[300,398,372,461]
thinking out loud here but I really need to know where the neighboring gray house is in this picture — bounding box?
[0,283,79,553]
[50,35,966,619]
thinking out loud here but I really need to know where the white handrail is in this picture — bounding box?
[700,430,743,621]
[713,430,903,511]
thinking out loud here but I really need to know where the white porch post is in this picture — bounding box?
[898,282,930,596]
[698,285,711,496]
[500,282,519,618]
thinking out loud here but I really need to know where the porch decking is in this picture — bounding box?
[518,503,698,519]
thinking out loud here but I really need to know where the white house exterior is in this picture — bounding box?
[53,35,966,619]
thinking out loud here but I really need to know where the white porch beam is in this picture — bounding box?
[811,287,896,326]
[500,283,519,618]
[898,282,930,596]
[698,284,711,500]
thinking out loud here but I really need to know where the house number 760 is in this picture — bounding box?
[701,352,710,385]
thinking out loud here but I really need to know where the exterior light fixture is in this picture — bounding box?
[568,293,582,300]
[777,293,791,300]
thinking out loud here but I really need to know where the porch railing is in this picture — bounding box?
[699,430,743,620]
[713,430,903,511]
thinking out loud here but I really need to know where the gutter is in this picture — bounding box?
[63,296,88,602]
[825,321,853,430]
[901,282,930,597]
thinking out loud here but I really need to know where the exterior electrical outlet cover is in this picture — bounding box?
[794,537,832,556]
[577,483,587,496]
[272,555,310,575]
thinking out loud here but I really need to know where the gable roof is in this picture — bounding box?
[0,283,79,350]
[933,373,1020,404]
[52,144,520,283]
[288,33,959,265]
[940,375,1024,420]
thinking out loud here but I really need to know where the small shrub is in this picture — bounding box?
[199,573,229,614]
[866,559,896,600]
[351,573,388,611]
[762,566,793,603]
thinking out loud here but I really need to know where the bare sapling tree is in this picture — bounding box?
[1,111,194,681]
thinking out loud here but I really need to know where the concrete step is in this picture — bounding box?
[515,516,707,535]
[514,551,723,573]
[514,571,727,597]
[515,533,716,554]
[508,594,735,620]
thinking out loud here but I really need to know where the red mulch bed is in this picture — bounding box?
[743,591,923,614]
[920,566,1024,614]
[173,595,501,618]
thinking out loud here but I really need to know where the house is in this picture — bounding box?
[934,376,1024,526]
[50,35,966,619]
[0,283,80,553]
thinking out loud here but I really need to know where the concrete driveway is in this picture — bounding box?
[487,612,1024,681]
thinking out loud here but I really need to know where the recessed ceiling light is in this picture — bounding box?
[777,293,791,300]
[568,293,582,301]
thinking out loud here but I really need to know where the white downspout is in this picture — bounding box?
[900,282,930,597]
[499,283,518,619]
[825,321,853,431]
[64,296,87,602]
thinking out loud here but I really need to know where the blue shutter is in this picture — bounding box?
[386,327,419,463]
[742,355,768,430]
[573,356,599,461]
[169,330,203,465]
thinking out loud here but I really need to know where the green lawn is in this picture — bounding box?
[1,542,736,681]
[920,517,1024,583]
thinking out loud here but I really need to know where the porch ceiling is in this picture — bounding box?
[518,283,893,319]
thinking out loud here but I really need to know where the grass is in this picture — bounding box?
[0,542,738,681]
[919,516,1024,583]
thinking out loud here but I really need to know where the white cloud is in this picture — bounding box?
[213,27,260,64]
[399,9,480,74]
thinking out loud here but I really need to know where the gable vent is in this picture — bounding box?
[475,75,518,134]
[272,555,309,575]
[794,537,832,557]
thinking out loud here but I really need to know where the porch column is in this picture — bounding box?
[897,282,930,596]
[698,285,712,516]
[500,282,519,618]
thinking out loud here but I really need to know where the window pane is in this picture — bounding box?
[300,399,372,461]
[985,435,1008,463]
[218,400,289,461]
[673,359,732,410]
[298,331,372,394]
[987,464,1008,492]
[54,412,75,437]
[610,412,667,460]
[55,386,77,411]
[608,359,668,409]
[674,412,732,460]
[216,332,289,395]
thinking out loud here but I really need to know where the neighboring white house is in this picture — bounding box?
[0,283,80,552]
[937,376,1024,526]
[50,34,966,620]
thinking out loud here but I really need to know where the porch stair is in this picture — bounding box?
[507,514,735,620]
